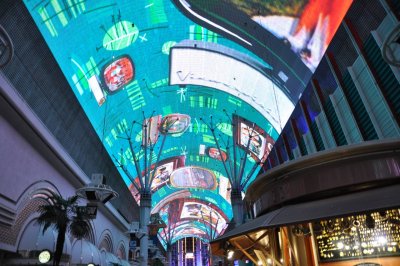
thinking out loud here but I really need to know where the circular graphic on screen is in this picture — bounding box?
[170,166,216,190]
[159,114,191,134]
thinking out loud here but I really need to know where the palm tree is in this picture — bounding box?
[36,191,91,266]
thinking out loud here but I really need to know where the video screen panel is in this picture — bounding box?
[155,198,228,243]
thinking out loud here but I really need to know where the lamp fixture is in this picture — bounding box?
[76,174,118,204]
[38,249,52,264]
[227,249,234,260]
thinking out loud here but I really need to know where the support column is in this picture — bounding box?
[231,189,243,227]
[167,244,172,266]
[140,192,152,266]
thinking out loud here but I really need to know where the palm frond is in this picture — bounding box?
[41,222,53,235]
[69,212,91,240]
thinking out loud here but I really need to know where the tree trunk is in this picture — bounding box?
[54,225,66,266]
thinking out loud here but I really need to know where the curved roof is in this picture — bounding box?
[23,0,351,244]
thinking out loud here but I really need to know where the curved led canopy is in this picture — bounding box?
[23,0,352,243]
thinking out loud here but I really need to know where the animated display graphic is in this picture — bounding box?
[170,166,217,190]
[102,21,139,51]
[102,55,135,93]
[180,201,226,233]
[160,114,191,134]
[200,145,228,162]
[142,115,162,145]
[156,198,228,244]
[170,41,294,131]
[129,156,186,200]
[150,157,186,191]
[223,0,352,69]
[207,147,228,162]
[234,115,274,162]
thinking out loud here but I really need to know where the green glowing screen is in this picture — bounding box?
[22,0,323,244]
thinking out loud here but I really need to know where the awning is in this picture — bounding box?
[70,239,101,265]
[212,184,400,244]
[105,251,120,265]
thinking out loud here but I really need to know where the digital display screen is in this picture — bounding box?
[23,0,308,243]
[155,198,228,243]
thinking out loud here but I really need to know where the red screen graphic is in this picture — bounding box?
[103,56,134,93]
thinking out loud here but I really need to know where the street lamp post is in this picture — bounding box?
[200,208,221,266]
[114,113,176,266]
[201,112,265,227]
